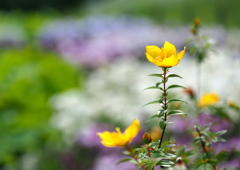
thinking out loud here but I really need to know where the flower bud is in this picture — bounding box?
[142,132,152,144]
[194,18,201,26]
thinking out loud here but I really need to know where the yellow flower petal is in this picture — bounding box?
[146,53,154,62]
[124,119,140,141]
[152,59,164,67]
[163,41,177,58]
[162,55,179,67]
[177,46,186,59]
[97,119,140,147]
[146,45,162,59]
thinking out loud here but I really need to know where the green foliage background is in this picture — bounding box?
[0,47,84,169]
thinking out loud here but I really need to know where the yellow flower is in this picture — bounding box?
[198,93,220,108]
[97,119,140,147]
[145,41,186,68]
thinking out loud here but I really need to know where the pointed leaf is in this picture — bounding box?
[158,109,167,117]
[122,150,131,155]
[167,99,188,104]
[165,153,177,158]
[156,82,162,87]
[142,100,159,107]
[160,144,176,150]
[128,159,138,165]
[148,74,163,78]
[145,115,159,124]
[159,120,166,129]
[168,110,185,116]
[215,130,227,137]
[148,159,160,170]
[167,84,186,90]
[144,86,163,91]
[217,138,226,142]
[167,74,182,79]
[116,158,131,165]
[166,122,175,125]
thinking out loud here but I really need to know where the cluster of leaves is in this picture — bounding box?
[193,124,227,169]
[119,141,176,170]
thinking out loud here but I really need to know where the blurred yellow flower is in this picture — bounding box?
[150,127,162,142]
[145,41,186,68]
[97,119,140,147]
[198,93,220,108]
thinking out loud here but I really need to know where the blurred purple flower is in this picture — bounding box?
[76,123,112,148]
[191,113,232,132]
[219,157,240,170]
[92,152,161,170]
[212,137,240,153]
[38,15,193,68]
[170,113,232,133]
[92,153,136,170]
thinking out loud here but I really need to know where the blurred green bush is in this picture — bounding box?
[84,0,240,28]
[0,46,84,169]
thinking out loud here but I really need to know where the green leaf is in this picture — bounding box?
[156,82,162,87]
[161,92,168,97]
[142,100,160,107]
[167,84,186,90]
[148,74,163,78]
[165,153,177,158]
[217,138,226,142]
[148,159,161,170]
[159,120,166,129]
[167,74,182,79]
[116,158,131,165]
[159,97,165,103]
[162,78,168,83]
[157,160,175,166]
[168,110,185,116]
[167,99,188,104]
[145,115,159,124]
[215,130,227,137]
[195,160,206,169]
[160,144,176,150]
[122,150,131,155]
[128,159,139,165]
[144,86,163,91]
[166,122,175,125]
[158,109,167,117]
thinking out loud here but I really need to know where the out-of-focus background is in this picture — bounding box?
[0,0,240,169]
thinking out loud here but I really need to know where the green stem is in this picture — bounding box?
[195,126,209,158]
[159,67,168,148]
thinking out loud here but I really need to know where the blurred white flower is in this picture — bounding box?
[50,43,240,142]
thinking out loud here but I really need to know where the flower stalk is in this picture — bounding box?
[159,67,168,148]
